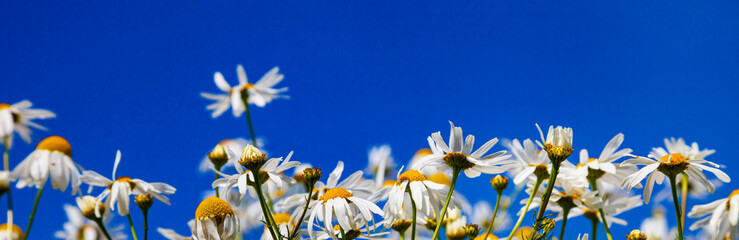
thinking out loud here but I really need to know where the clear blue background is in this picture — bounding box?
[2,1,738,239]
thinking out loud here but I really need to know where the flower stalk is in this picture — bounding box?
[127,214,139,240]
[241,91,257,145]
[507,176,544,240]
[431,168,461,240]
[23,187,44,240]
[93,218,114,240]
[408,186,418,240]
[668,174,685,240]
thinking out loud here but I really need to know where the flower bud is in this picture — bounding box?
[390,219,412,233]
[240,145,268,171]
[490,175,508,193]
[76,196,106,220]
[626,230,647,240]
[303,167,322,186]
[424,218,438,231]
[135,194,154,213]
[208,144,229,169]
[533,164,550,179]
[541,218,556,233]
[464,224,480,240]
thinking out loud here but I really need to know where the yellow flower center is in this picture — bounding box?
[272,213,292,225]
[398,170,428,182]
[414,148,433,158]
[429,173,451,186]
[109,176,137,189]
[195,197,235,220]
[382,180,397,187]
[319,187,353,201]
[660,153,687,165]
[443,152,475,170]
[333,225,341,231]
[0,103,10,110]
[0,223,22,237]
[576,163,585,169]
[515,227,533,240]
[474,234,499,240]
[726,189,739,210]
[588,158,598,163]
[36,136,72,157]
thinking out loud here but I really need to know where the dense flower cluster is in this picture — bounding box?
[0,64,735,240]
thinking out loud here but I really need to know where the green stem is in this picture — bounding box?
[23,187,43,240]
[669,175,685,240]
[558,207,570,240]
[431,168,461,240]
[254,177,279,240]
[483,193,502,240]
[535,162,561,222]
[587,177,613,240]
[289,186,314,240]
[400,234,405,240]
[409,186,418,240]
[3,138,13,213]
[127,214,139,240]
[94,218,114,240]
[507,177,544,240]
[681,173,688,226]
[590,217,598,240]
[241,92,257,145]
[215,173,220,198]
[142,210,149,240]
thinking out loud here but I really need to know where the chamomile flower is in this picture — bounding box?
[574,134,637,186]
[55,204,126,240]
[0,100,55,148]
[200,65,288,118]
[507,139,549,185]
[688,189,739,239]
[569,190,642,227]
[651,137,715,161]
[412,121,513,178]
[306,171,384,239]
[621,152,730,204]
[80,150,176,216]
[0,223,23,240]
[365,144,395,188]
[535,124,573,162]
[192,197,239,240]
[211,146,298,200]
[277,161,375,211]
[11,136,81,194]
[382,169,451,223]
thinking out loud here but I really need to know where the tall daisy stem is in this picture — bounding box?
[241,93,257,145]
[535,162,561,222]
[431,168,461,240]
[680,173,688,226]
[507,177,543,240]
[23,187,43,240]
[289,185,314,240]
[93,218,114,240]
[559,207,571,240]
[669,174,685,240]
[408,186,418,240]
[3,137,13,213]
[590,217,598,240]
[127,214,139,240]
[142,210,149,240]
[587,177,613,240]
[483,192,503,240]
[214,173,220,198]
[253,178,279,240]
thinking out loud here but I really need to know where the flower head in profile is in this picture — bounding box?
[198,138,259,173]
[621,151,730,203]
[507,138,550,185]
[192,197,239,240]
[0,100,55,149]
[80,150,176,216]
[382,169,451,224]
[412,121,513,178]
[200,64,288,118]
[688,189,739,239]
[55,204,126,240]
[11,136,81,194]
[535,124,573,163]
[211,146,298,200]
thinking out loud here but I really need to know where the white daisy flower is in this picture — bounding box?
[507,138,550,185]
[80,150,176,216]
[688,189,739,240]
[192,197,239,240]
[365,144,395,188]
[0,223,23,240]
[521,179,602,218]
[211,146,299,200]
[535,124,573,161]
[382,169,451,223]
[0,100,55,149]
[306,170,384,240]
[412,121,513,178]
[445,215,467,240]
[651,137,715,161]
[574,133,635,184]
[11,136,81,194]
[621,152,730,204]
[54,204,126,240]
[200,65,288,118]
[568,190,642,228]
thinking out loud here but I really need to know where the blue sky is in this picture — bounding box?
[1,1,738,239]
